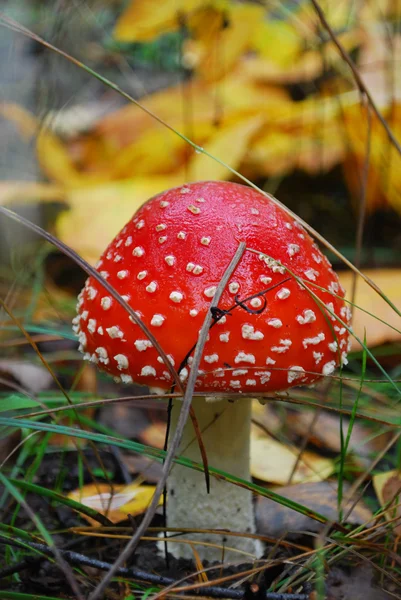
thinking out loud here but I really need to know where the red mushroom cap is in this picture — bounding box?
[74,181,350,393]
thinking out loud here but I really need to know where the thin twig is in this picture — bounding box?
[0,536,308,600]
[89,242,247,600]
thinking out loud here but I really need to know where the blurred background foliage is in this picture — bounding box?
[0,0,400,350]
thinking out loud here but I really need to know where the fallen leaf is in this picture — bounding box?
[113,0,207,42]
[0,361,53,394]
[286,410,391,469]
[338,270,401,351]
[185,115,263,182]
[0,181,64,206]
[256,481,372,538]
[373,470,401,535]
[140,422,167,449]
[68,481,160,524]
[57,176,180,264]
[251,424,334,485]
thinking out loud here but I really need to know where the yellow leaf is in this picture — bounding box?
[338,270,401,351]
[113,0,207,42]
[0,181,65,206]
[186,3,264,81]
[250,425,334,485]
[57,176,181,264]
[252,19,302,68]
[68,481,160,524]
[185,115,263,182]
[373,470,401,535]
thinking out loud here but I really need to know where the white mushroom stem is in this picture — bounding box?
[161,396,263,562]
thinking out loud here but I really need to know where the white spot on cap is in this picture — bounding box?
[267,318,282,328]
[328,341,338,352]
[141,366,156,377]
[216,315,226,325]
[303,332,325,348]
[204,286,217,298]
[296,309,316,325]
[234,352,256,364]
[276,287,291,300]
[230,380,241,389]
[251,207,259,215]
[180,186,190,194]
[158,236,167,244]
[114,354,129,370]
[114,254,123,263]
[287,366,305,383]
[177,231,186,240]
[96,347,108,359]
[229,282,240,294]
[125,236,133,247]
[157,354,175,366]
[117,270,129,279]
[285,222,293,230]
[256,371,271,384]
[271,340,291,353]
[151,314,165,327]
[266,357,276,365]
[165,255,175,266]
[219,332,230,342]
[322,361,336,376]
[288,244,300,257]
[137,271,147,280]
[242,324,264,340]
[146,281,157,293]
[156,224,166,232]
[204,354,219,364]
[312,253,322,264]
[106,326,124,339]
[341,352,348,366]
[233,369,248,376]
[186,262,195,272]
[313,351,323,364]
[122,295,130,302]
[99,271,109,279]
[136,219,145,229]
[160,201,169,208]
[121,374,133,384]
[250,297,263,308]
[135,340,153,352]
[101,297,112,310]
[189,309,198,317]
[304,268,319,281]
[196,197,205,203]
[188,205,201,215]
[201,237,211,246]
[81,310,88,321]
[179,368,189,382]
[133,246,144,257]
[193,265,203,275]
[97,326,104,335]
[325,302,336,321]
[260,275,272,285]
[170,291,183,303]
[87,286,97,300]
[328,281,340,294]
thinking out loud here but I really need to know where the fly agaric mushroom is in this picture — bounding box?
[74,181,350,562]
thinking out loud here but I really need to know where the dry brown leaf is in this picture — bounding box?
[250,424,334,485]
[286,410,391,469]
[139,422,167,449]
[68,481,160,524]
[373,470,401,535]
[338,270,401,351]
[256,481,372,538]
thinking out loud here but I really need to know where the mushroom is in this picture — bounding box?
[74,181,350,562]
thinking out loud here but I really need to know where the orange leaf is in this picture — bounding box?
[338,270,401,351]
